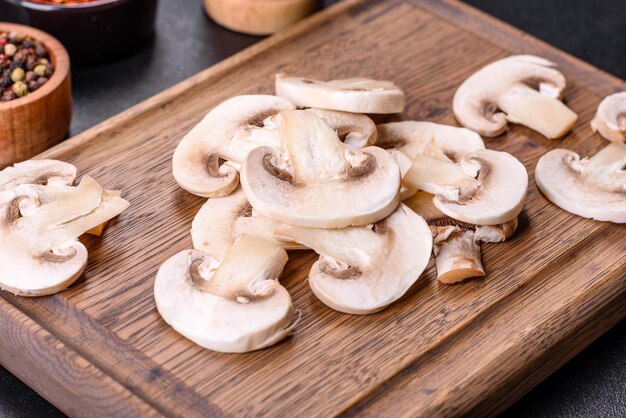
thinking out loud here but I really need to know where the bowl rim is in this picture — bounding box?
[0,22,70,109]
[4,0,132,12]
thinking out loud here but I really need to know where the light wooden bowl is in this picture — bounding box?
[204,0,322,36]
[0,22,71,168]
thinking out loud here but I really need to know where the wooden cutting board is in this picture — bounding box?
[1,0,624,416]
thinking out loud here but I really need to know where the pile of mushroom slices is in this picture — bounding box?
[0,159,129,296]
[156,73,530,353]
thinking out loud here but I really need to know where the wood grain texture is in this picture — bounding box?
[2,0,625,416]
[0,22,72,168]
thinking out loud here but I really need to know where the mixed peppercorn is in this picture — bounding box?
[0,31,54,102]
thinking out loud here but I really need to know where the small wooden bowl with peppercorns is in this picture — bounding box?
[0,22,71,168]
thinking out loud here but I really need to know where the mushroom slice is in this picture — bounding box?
[535,143,626,223]
[172,95,295,198]
[275,74,405,114]
[453,55,578,138]
[591,91,626,143]
[387,149,417,200]
[376,121,485,162]
[274,204,432,314]
[191,187,306,259]
[0,159,77,191]
[0,176,129,296]
[305,108,377,149]
[240,110,401,228]
[154,235,297,353]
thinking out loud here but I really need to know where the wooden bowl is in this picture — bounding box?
[204,0,322,36]
[0,22,71,168]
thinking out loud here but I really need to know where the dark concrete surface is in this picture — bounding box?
[0,0,624,416]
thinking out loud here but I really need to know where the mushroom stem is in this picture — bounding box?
[433,229,485,284]
[498,85,578,139]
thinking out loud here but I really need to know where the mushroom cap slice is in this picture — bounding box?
[305,108,377,149]
[432,227,484,284]
[240,110,401,228]
[590,91,626,143]
[376,121,485,162]
[275,74,405,114]
[453,55,578,138]
[172,95,295,198]
[191,187,306,259]
[0,159,77,191]
[0,176,129,296]
[154,235,297,353]
[274,204,432,315]
[535,143,626,223]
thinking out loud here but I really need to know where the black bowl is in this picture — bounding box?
[0,0,158,66]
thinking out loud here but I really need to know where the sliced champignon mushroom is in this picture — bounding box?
[453,55,578,139]
[590,91,626,143]
[240,109,401,228]
[191,187,306,259]
[273,204,432,314]
[0,159,76,191]
[405,190,518,283]
[535,143,626,223]
[305,108,377,149]
[172,95,295,198]
[275,74,405,114]
[0,176,129,296]
[376,121,485,162]
[154,235,298,353]
[386,149,417,200]
[404,148,528,225]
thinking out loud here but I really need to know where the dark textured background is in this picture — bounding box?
[0,0,624,416]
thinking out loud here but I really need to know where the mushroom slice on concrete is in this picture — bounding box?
[154,235,297,353]
[305,108,377,149]
[172,95,295,198]
[405,191,518,283]
[0,176,129,296]
[274,204,431,314]
[275,74,405,114]
[590,91,626,143]
[376,121,485,162]
[240,110,401,228]
[192,187,306,259]
[0,159,76,191]
[453,55,578,138]
[535,143,626,223]
[404,148,528,225]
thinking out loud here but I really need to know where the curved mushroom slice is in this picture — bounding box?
[404,148,528,225]
[305,108,377,149]
[240,110,401,228]
[154,235,297,353]
[274,204,432,314]
[275,74,405,114]
[535,143,626,223]
[591,91,626,143]
[191,187,306,259]
[376,121,485,162]
[172,95,296,198]
[387,149,417,200]
[0,159,76,191]
[453,55,578,138]
[406,190,518,283]
[0,176,129,296]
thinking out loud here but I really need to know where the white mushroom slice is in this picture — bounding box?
[376,121,485,162]
[274,204,432,314]
[275,74,405,114]
[0,159,76,191]
[240,110,401,228]
[387,149,417,199]
[474,218,519,243]
[0,176,129,296]
[154,235,297,353]
[591,91,626,143]
[191,187,306,259]
[172,95,295,198]
[453,55,578,138]
[305,108,377,149]
[535,143,626,223]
